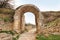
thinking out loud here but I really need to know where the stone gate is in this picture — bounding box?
[14,4,44,33]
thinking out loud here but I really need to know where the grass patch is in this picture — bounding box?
[4,17,11,22]
[36,34,60,40]
[0,30,16,35]
[13,34,20,40]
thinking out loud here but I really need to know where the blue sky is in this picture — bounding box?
[24,12,35,24]
[10,0,60,24]
[14,0,60,11]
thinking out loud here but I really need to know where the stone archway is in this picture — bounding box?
[14,4,44,33]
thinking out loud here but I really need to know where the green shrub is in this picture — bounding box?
[13,37,17,40]
[4,17,10,22]
[0,17,3,21]
[13,34,20,40]
[0,8,15,14]
[0,30,15,35]
[36,34,60,40]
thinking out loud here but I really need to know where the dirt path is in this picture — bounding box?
[18,28,36,40]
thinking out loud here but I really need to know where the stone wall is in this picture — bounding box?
[0,14,13,31]
[21,15,25,32]
[0,22,13,31]
[42,11,60,23]
[0,10,60,32]
[40,18,60,35]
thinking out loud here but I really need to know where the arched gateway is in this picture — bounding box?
[14,4,44,33]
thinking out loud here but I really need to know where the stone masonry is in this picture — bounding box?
[14,4,44,33]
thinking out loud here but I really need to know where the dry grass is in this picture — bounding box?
[46,18,60,27]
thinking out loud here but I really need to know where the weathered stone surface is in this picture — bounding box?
[0,33,12,40]
[0,22,13,31]
[41,25,60,35]
[21,15,25,32]
[42,11,60,23]
[14,4,44,33]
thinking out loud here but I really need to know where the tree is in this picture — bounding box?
[0,0,13,9]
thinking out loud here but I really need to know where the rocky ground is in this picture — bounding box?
[41,18,60,35]
[0,30,20,40]
[18,28,36,40]
[0,33,12,40]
